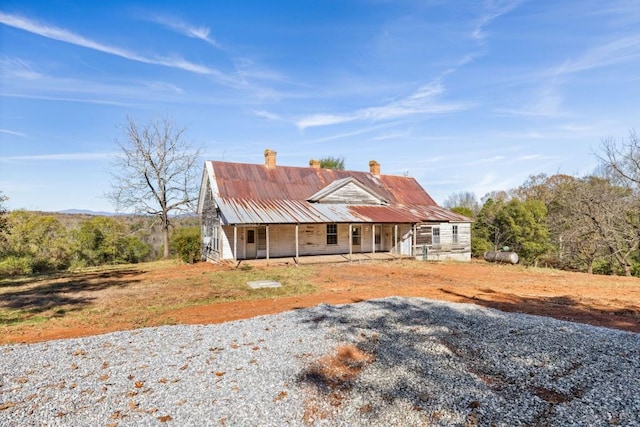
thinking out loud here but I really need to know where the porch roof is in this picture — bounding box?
[215,197,468,225]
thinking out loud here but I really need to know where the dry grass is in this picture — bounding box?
[0,260,317,343]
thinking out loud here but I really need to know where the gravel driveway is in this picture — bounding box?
[1,297,639,426]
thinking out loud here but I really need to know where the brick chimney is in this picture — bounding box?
[369,160,380,176]
[309,159,321,169]
[264,149,277,169]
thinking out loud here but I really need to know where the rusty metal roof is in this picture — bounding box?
[202,160,470,225]
[209,161,437,205]
[215,197,365,224]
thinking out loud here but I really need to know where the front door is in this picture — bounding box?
[351,225,362,253]
[246,228,257,259]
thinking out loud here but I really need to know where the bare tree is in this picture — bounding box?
[442,191,480,215]
[548,177,606,273]
[107,116,202,259]
[569,177,639,276]
[513,173,575,207]
[598,130,640,189]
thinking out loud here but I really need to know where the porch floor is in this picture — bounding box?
[235,252,413,267]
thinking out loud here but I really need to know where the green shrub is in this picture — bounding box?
[592,258,614,276]
[171,227,201,263]
[0,255,34,276]
[72,216,151,266]
[471,235,493,258]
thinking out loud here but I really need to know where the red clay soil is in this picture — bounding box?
[167,261,640,334]
[3,260,639,345]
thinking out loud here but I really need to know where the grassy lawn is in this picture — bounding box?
[0,260,318,338]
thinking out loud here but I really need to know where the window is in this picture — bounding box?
[352,226,361,246]
[326,224,338,245]
[257,227,267,250]
[432,227,441,245]
[247,229,255,244]
[452,225,458,244]
[212,225,219,251]
[374,226,381,245]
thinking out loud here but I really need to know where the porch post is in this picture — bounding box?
[394,224,398,255]
[266,225,270,265]
[349,223,353,262]
[233,225,237,262]
[412,224,417,257]
[372,224,376,255]
[295,224,299,263]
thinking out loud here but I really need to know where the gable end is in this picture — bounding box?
[307,177,388,205]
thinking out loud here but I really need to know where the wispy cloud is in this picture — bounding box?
[371,130,411,141]
[297,113,354,129]
[0,56,198,104]
[253,110,282,121]
[149,15,221,48]
[1,92,133,106]
[296,80,468,129]
[470,156,507,165]
[0,57,41,79]
[499,84,566,118]
[471,0,522,42]
[518,154,551,161]
[557,34,640,74]
[143,81,184,94]
[0,152,116,162]
[0,129,27,138]
[306,123,395,144]
[0,11,231,79]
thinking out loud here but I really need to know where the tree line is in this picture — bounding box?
[445,131,640,276]
[0,207,200,276]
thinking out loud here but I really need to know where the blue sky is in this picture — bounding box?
[1,1,639,212]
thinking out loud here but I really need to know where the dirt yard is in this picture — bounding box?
[2,259,639,345]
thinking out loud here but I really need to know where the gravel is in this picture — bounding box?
[1,296,639,426]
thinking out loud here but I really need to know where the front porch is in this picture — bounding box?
[233,251,414,267]
[208,223,415,263]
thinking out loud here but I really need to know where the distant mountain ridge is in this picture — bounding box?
[57,209,124,216]
[56,209,197,217]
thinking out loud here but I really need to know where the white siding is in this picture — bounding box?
[319,182,382,204]
[414,222,471,261]
[296,224,351,256]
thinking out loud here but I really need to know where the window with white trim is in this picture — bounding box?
[432,227,441,245]
[326,224,338,245]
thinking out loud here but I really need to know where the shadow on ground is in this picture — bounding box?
[297,297,640,426]
[438,287,640,333]
[0,269,142,323]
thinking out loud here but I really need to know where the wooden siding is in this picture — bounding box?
[201,188,222,262]
[414,222,471,261]
[318,182,383,205]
